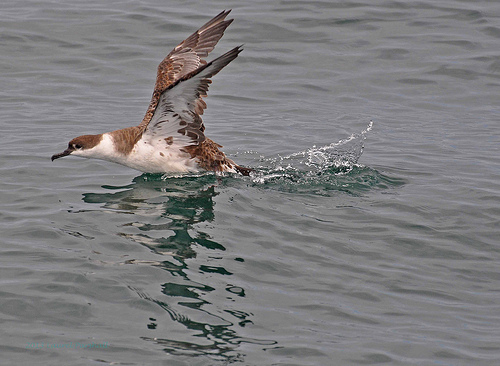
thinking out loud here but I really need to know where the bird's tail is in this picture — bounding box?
[235,164,254,176]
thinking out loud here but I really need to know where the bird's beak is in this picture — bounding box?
[51,148,73,161]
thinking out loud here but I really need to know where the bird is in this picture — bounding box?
[51,10,253,176]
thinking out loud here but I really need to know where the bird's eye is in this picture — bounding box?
[73,144,83,149]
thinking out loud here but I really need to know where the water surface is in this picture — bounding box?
[1,0,499,365]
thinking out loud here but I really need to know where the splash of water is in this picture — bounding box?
[252,121,373,185]
[149,121,392,196]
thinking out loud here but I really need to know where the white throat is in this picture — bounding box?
[72,133,118,161]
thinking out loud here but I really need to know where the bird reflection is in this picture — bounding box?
[84,174,219,259]
[82,173,276,361]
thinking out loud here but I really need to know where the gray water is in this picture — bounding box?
[1,0,499,365]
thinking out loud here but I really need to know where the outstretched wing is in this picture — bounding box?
[139,10,234,128]
[141,46,242,151]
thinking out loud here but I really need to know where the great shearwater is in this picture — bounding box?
[52,10,252,176]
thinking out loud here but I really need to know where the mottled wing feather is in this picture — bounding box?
[139,10,233,128]
[142,46,242,153]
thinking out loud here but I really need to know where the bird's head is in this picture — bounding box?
[51,134,103,161]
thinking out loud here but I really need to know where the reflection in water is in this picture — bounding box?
[84,174,220,258]
[83,174,276,362]
[79,126,399,361]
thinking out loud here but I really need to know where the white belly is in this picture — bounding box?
[95,134,200,173]
[122,142,199,173]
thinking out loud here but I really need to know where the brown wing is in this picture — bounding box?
[143,46,242,148]
[139,10,234,128]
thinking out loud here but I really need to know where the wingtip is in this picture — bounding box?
[225,45,244,59]
[211,9,233,24]
[197,10,234,37]
[230,45,244,53]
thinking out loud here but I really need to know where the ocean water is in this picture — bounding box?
[1,0,499,365]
